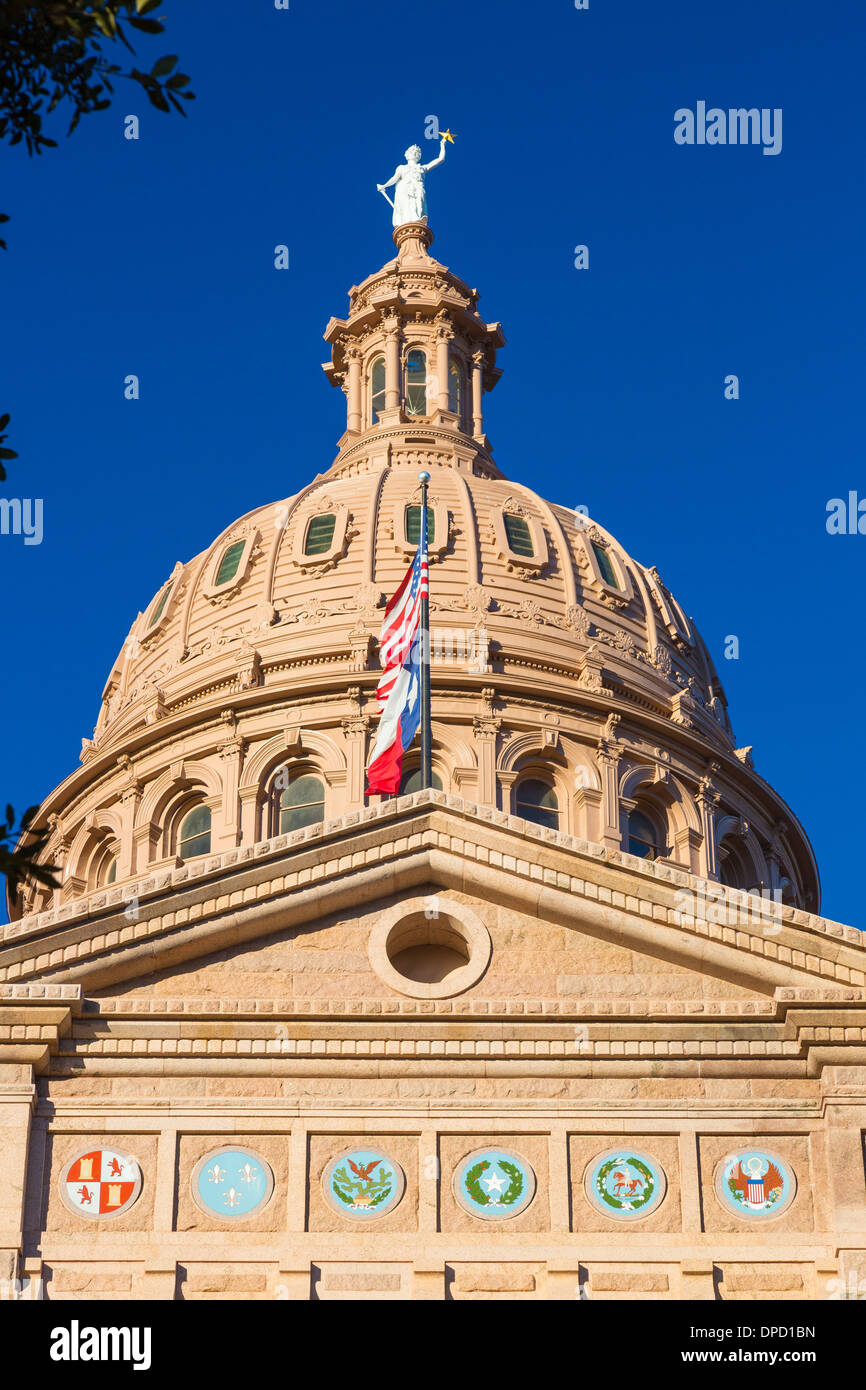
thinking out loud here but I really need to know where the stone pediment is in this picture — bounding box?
[2,793,864,1006]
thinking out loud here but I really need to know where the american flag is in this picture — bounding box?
[366,503,429,795]
[376,530,429,705]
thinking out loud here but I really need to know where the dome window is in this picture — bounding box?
[214,540,245,587]
[304,513,337,555]
[406,349,427,416]
[514,777,559,830]
[179,805,211,861]
[105,857,117,885]
[399,767,443,795]
[504,513,534,557]
[448,357,463,417]
[627,808,661,861]
[279,774,325,833]
[405,505,436,547]
[148,582,173,629]
[370,355,386,423]
[592,541,619,589]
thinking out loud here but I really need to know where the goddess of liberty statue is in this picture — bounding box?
[377,132,453,227]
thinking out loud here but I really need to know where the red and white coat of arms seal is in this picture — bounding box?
[59,1147,142,1219]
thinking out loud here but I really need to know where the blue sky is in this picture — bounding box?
[1,0,863,926]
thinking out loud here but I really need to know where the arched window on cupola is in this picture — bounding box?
[627,806,663,861]
[448,355,463,420]
[514,776,559,830]
[370,355,386,424]
[276,773,325,834]
[406,349,427,416]
[178,805,212,861]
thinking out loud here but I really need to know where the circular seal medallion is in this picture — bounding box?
[191,1147,274,1219]
[453,1147,536,1220]
[322,1148,405,1219]
[715,1149,796,1220]
[59,1147,142,1220]
[584,1149,667,1220]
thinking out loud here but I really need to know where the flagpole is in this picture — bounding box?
[418,470,432,790]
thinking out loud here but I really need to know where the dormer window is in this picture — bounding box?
[405,505,436,546]
[504,513,534,557]
[304,513,337,555]
[148,582,173,629]
[592,541,619,588]
[406,349,427,416]
[370,355,385,423]
[214,540,245,587]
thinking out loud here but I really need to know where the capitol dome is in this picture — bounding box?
[10,220,819,921]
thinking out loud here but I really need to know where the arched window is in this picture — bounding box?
[405,505,436,546]
[178,805,211,861]
[515,777,559,830]
[370,355,386,423]
[504,513,534,557]
[627,808,661,861]
[406,349,427,416]
[399,767,443,795]
[718,840,752,891]
[214,540,245,587]
[592,541,619,588]
[148,582,173,629]
[304,513,337,555]
[448,357,463,417]
[90,841,119,889]
[278,774,325,833]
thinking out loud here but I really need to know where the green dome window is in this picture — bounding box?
[592,541,619,588]
[179,805,211,861]
[515,777,559,830]
[215,540,245,587]
[148,582,173,628]
[279,774,325,833]
[504,513,534,557]
[370,355,386,423]
[106,857,117,885]
[304,514,337,555]
[405,505,435,546]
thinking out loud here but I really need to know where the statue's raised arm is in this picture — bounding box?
[421,136,447,173]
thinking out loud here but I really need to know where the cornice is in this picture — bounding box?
[2,795,861,998]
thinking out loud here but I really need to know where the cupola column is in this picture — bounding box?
[383,313,401,413]
[471,350,484,438]
[435,319,451,416]
[346,347,362,434]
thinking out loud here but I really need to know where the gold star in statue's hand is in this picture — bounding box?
[440,129,457,144]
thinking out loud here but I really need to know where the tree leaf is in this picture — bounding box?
[151,54,178,78]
